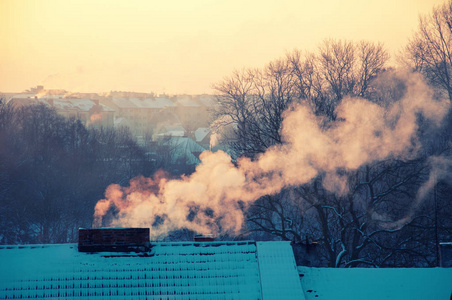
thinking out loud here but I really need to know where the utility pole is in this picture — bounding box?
[434,181,439,267]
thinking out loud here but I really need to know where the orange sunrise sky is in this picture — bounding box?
[0,0,446,95]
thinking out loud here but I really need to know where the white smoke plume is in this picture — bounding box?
[93,72,450,239]
[417,155,452,201]
[379,154,452,230]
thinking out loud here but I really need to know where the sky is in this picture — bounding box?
[0,0,446,95]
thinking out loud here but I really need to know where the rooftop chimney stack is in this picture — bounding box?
[440,242,452,267]
[78,228,150,252]
[193,234,215,242]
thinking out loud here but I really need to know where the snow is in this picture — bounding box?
[163,137,207,164]
[11,93,37,99]
[131,97,175,109]
[112,97,176,109]
[194,128,210,142]
[197,96,218,107]
[5,240,447,300]
[158,125,186,138]
[53,98,95,111]
[257,241,305,300]
[175,96,201,107]
[112,97,133,108]
[298,266,452,300]
[100,103,115,112]
[114,117,132,128]
[0,241,263,299]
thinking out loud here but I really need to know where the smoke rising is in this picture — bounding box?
[93,72,450,239]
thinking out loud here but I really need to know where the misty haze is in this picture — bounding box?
[1,0,452,299]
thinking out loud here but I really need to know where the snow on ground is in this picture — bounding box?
[299,266,452,300]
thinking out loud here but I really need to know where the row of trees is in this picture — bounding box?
[213,39,389,157]
[404,0,452,101]
[0,102,195,244]
[213,0,452,267]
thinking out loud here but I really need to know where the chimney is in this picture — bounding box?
[440,242,452,267]
[193,234,215,242]
[78,228,150,252]
[291,238,321,267]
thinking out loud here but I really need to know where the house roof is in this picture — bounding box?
[11,93,37,99]
[7,97,114,112]
[113,97,175,109]
[7,97,43,107]
[0,241,304,299]
[257,242,304,299]
[53,98,96,111]
[114,117,133,128]
[52,98,115,112]
[175,96,201,107]
[194,127,210,143]
[158,125,186,137]
[298,266,452,300]
[163,137,208,165]
[198,95,219,107]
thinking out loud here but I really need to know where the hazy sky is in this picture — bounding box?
[0,0,445,94]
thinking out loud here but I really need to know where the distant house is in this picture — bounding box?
[173,95,204,129]
[111,96,176,136]
[7,95,42,107]
[0,228,304,299]
[194,127,211,149]
[108,95,217,140]
[7,96,114,128]
[157,125,186,138]
[158,136,207,165]
[50,98,114,128]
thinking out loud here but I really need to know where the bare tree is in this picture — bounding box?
[285,40,389,120]
[0,103,153,244]
[356,41,390,97]
[212,69,258,157]
[404,0,452,100]
[212,41,452,268]
[318,39,356,102]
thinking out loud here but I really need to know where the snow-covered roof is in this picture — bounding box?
[112,97,133,108]
[48,98,113,112]
[159,130,185,137]
[298,266,452,300]
[198,95,219,107]
[158,125,186,137]
[257,241,305,299]
[100,103,115,112]
[113,97,175,109]
[11,93,37,99]
[40,94,66,99]
[194,127,210,142]
[7,97,45,107]
[7,97,113,113]
[151,97,175,108]
[175,96,201,107]
[0,241,303,299]
[114,117,133,128]
[163,137,207,164]
[53,98,95,111]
